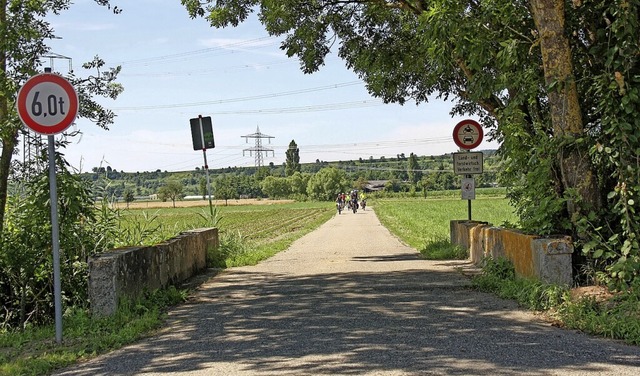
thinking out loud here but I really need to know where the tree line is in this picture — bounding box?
[79,148,501,203]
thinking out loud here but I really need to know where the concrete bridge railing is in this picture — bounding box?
[88,228,219,316]
[450,220,573,286]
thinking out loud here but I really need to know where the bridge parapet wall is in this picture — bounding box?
[89,228,218,316]
[450,220,572,286]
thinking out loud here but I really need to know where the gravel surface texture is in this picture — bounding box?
[56,207,640,375]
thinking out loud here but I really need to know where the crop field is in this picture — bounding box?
[117,201,335,248]
[373,197,516,251]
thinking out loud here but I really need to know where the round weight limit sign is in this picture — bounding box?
[17,73,78,135]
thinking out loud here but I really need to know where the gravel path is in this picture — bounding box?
[56,207,640,375]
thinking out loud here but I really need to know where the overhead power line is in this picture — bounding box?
[119,55,343,77]
[299,137,453,151]
[112,81,364,110]
[120,59,294,77]
[118,36,279,66]
[208,99,382,115]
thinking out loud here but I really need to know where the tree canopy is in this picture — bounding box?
[182,0,640,288]
[0,0,123,235]
[306,167,350,201]
[0,0,123,328]
[158,180,184,208]
[285,139,301,177]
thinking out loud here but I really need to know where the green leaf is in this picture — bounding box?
[582,242,595,253]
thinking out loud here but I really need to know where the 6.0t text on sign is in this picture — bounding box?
[17,73,79,135]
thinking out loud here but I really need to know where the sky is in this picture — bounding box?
[40,0,499,173]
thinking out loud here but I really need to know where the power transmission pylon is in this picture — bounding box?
[242,126,275,167]
[22,129,45,175]
[42,53,73,73]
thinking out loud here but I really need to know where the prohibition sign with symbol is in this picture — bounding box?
[452,119,483,150]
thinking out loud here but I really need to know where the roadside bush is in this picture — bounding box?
[208,230,250,268]
[472,257,568,311]
[0,285,187,376]
[0,159,115,330]
[481,256,516,281]
[556,287,640,345]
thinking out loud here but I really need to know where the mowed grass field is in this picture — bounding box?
[373,197,517,251]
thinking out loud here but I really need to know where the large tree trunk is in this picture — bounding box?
[530,0,601,223]
[0,134,18,236]
[0,0,10,236]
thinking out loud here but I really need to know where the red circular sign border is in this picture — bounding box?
[17,73,78,135]
[453,119,483,150]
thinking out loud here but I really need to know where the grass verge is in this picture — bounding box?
[421,236,468,260]
[372,196,516,255]
[0,287,187,376]
[472,257,640,345]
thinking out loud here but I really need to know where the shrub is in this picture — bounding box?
[208,230,250,268]
[0,163,115,330]
[421,237,467,260]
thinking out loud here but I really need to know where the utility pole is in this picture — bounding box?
[241,126,275,167]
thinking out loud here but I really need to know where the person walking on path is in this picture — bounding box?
[56,207,640,375]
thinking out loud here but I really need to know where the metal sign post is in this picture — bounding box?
[452,119,484,222]
[190,115,215,220]
[48,136,63,343]
[17,69,79,344]
[461,175,476,219]
[200,118,213,219]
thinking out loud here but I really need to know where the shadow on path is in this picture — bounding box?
[59,266,640,375]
